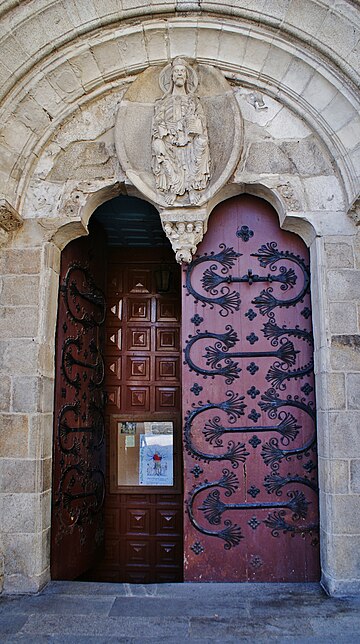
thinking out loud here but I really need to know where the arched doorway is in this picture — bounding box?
[51,193,319,584]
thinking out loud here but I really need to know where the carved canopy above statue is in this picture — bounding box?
[115,59,243,211]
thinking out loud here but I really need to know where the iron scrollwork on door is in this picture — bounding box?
[183,205,319,580]
[53,258,106,547]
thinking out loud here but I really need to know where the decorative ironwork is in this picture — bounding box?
[264,511,318,539]
[191,541,204,555]
[247,485,260,499]
[246,332,259,345]
[53,248,106,559]
[187,469,244,549]
[262,317,313,346]
[248,409,261,423]
[301,383,313,396]
[199,488,309,526]
[183,213,318,579]
[60,263,106,330]
[247,386,260,399]
[190,383,203,396]
[264,472,318,495]
[185,246,242,316]
[62,336,104,392]
[259,388,315,421]
[245,308,257,321]
[251,242,310,315]
[301,307,311,319]
[250,555,263,569]
[249,435,261,449]
[190,465,204,479]
[236,225,254,242]
[202,410,300,447]
[261,435,316,471]
[54,464,105,541]
[265,358,313,390]
[184,392,249,467]
[247,362,259,375]
[185,325,298,384]
[303,460,316,473]
[191,314,203,326]
[58,399,105,456]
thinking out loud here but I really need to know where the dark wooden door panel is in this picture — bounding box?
[51,228,106,580]
[182,195,319,582]
[91,248,183,583]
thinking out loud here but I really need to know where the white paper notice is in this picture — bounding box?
[139,434,173,486]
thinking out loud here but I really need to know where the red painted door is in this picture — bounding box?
[182,195,319,582]
[51,227,106,579]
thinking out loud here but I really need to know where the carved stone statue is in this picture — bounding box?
[151,58,211,206]
[163,220,204,264]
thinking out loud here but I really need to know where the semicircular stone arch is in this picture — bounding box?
[0,15,358,211]
[0,2,359,597]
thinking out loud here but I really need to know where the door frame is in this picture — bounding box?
[49,185,325,585]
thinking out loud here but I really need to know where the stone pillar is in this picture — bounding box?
[0,228,60,592]
[315,226,360,595]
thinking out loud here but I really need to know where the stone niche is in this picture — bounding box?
[115,60,243,211]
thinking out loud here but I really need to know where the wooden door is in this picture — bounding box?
[96,248,183,583]
[51,227,106,579]
[182,195,320,582]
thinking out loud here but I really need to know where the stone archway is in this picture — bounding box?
[0,5,359,595]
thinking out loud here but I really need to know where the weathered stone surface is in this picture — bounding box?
[0,414,29,458]
[325,241,354,268]
[0,340,39,376]
[49,142,115,181]
[329,302,358,335]
[328,372,346,410]
[328,270,360,301]
[0,375,11,412]
[318,457,349,494]
[324,533,360,579]
[0,276,40,306]
[303,176,345,211]
[0,307,38,338]
[28,413,54,461]
[331,494,360,535]
[347,373,360,410]
[280,139,333,176]
[245,142,293,173]
[0,459,37,493]
[328,411,360,458]
[0,249,41,274]
[350,460,360,494]
[330,335,360,371]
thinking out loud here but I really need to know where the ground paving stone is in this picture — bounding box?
[0,581,359,642]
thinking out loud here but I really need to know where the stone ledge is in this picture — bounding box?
[321,573,360,597]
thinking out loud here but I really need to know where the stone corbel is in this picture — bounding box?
[349,198,360,226]
[160,207,208,264]
[0,198,23,246]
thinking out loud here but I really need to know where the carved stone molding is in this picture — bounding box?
[349,198,360,226]
[160,207,207,264]
[0,198,23,247]
[115,58,243,210]
[277,182,300,211]
[0,198,23,232]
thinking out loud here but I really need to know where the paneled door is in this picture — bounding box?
[97,248,183,583]
[51,227,106,579]
[182,195,320,582]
